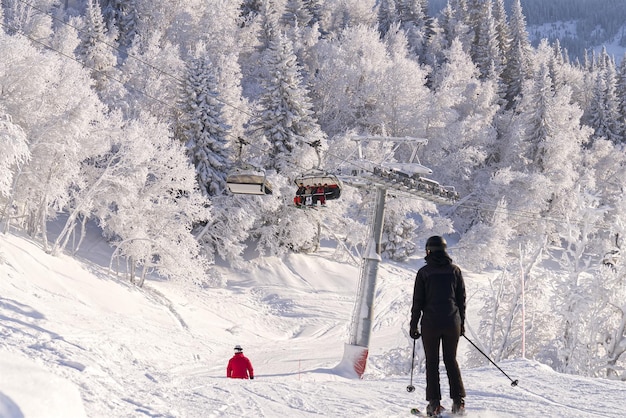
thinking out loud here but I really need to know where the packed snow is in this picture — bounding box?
[0,225,624,418]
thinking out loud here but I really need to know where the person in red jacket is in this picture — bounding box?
[227,345,254,379]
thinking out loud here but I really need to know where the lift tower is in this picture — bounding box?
[336,136,458,378]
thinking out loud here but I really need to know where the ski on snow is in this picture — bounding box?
[410,407,465,417]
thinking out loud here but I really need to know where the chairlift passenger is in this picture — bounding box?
[295,183,306,207]
[317,184,326,206]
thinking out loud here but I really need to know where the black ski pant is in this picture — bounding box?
[421,324,466,402]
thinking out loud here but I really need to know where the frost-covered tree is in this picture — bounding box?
[250,31,320,174]
[492,0,510,56]
[396,0,431,60]
[240,0,263,26]
[321,0,378,34]
[0,30,110,247]
[78,115,212,285]
[578,139,626,379]
[243,14,326,254]
[439,0,472,51]
[550,187,611,375]
[312,24,431,137]
[426,38,498,199]
[196,1,249,139]
[0,113,28,202]
[589,263,626,379]
[472,0,503,81]
[616,53,626,140]
[501,0,532,109]
[586,49,622,143]
[381,199,418,261]
[281,0,313,29]
[377,0,398,39]
[118,32,184,120]
[101,0,139,50]
[379,27,433,136]
[2,0,52,40]
[179,53,231,197]
[75,0,118,92]
[469,236,549,365]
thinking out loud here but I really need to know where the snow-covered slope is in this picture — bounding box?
[0,230,624,417]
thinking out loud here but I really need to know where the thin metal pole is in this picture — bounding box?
[464,335,519,387]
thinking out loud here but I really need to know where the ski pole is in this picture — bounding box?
[463,335,519,387]
[407,338,416,392]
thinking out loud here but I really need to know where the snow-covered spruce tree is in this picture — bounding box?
[177,49,257,265]
[101,0,139,51]
[377,0,399,39]
[250,31,319,175]
[281,0,314,29]
[440,0,475,51]
[586,49,622,144]
[194,2,249,139]
[246,17,326,254]
[279,0,322,79]
[395,0,432,61]
[615,54,626,141]
[526,63,587,195]
[75,0,118,92]
[471,0,504,81]
[492,0,511,58]
[240,0,264,27]
[179,53,231,197]
[302,0,322,28]
[501,0,533,109]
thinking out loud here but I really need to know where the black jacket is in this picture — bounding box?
[410,251,466,331]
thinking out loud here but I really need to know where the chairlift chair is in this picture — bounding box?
[294,170,342,200]
[226,164,272,195]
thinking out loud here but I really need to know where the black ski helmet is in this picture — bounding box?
[425,236,447,252]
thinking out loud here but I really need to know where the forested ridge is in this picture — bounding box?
[1,0,625,380]
[430,0,626,60]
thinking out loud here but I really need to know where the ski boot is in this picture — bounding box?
[426,400,445,417]
[451,397,465,415]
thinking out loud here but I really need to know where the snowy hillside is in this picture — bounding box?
[527,20,626,62]
[1,228,625,417]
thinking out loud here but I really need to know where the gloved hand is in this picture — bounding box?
[410,329,421,339]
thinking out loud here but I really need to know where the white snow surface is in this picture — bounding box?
[0,227,624,418]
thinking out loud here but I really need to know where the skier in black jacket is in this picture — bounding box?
[410,236,466,416]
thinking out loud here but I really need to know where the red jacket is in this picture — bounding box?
[227,353,254,379]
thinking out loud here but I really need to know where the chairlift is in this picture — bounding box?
[226,164,272,195]
[294,170,342,200]
[226,137,273,195]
